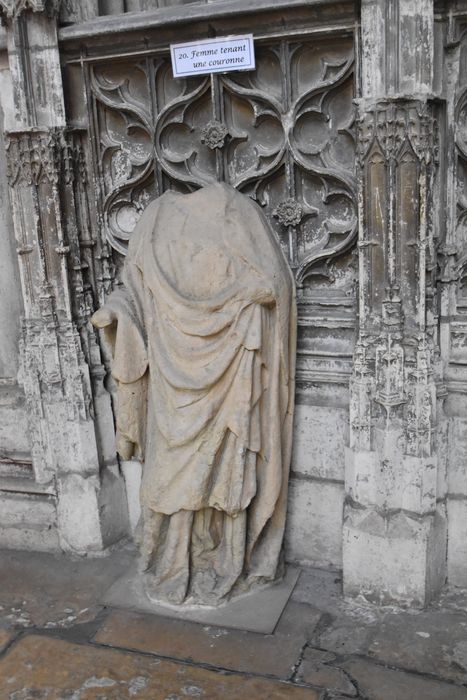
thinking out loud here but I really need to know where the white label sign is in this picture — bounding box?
[170,35,255,78]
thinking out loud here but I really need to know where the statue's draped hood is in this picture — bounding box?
[93,183,296,578]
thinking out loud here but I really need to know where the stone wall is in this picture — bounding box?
[0,0,466,608]
[441,8,467,587]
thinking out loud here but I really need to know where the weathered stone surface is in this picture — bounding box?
[447,418,467,495]
[293,567,467,687]
[344,0,447,606]
[316,620,376,657]
[93,184,296,607]
[0,490,59,552]
[0,525,59,553]
[0,0,465,624]
[121,459,142,534]
[340,658,467,700]
[343,508,446,607]
[101,566,300,635]
[0,635,321,700]
[0,547,133,628]
[2,552,467,699]
[286,479,343,569]
[291,403,347,481]
[0,492,56,527]
[366,609,467,684]
[0,86,21,381]
[447,499,467,586]
[94,601,321,679]
[296,648,357,696]
[293,570,379,656]
[0,393,30,458]
[0,627,13,652]
[276,600,323,639]
[292,567,346,612]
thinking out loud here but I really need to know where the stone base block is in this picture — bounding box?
[57,473,105,553]
[121,460,142,535]
[343,505,446,607]
[292,403,347,481]
[56,467,129,554]
[0,524,60,551]
[0,491,56,527]
[0,491,59,552]
[447,498,467,587]
[98,465,130,546]
[345,447,437,514]
[285,478,343,569]
[102,566,300,634]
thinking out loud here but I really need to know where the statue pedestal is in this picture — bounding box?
[101,566,300,634]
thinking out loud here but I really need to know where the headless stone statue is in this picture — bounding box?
[92,183,296,606]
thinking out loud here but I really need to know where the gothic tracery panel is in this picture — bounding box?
[88,37,356,290]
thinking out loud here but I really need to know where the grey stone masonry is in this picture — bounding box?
[0,0,128,553]
[343,0,447,606]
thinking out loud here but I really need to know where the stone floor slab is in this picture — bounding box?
[295,567,467,689]
[102,565,300,634]
[0,635,321,700]
[293,568,381,656]
[94,601,321,679]
[340,658,467,700]
[296,648,357,696]
[0,547,134,629]
[0,627,13,653]
[366,609,467,685]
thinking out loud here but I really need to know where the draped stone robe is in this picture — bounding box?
[92,183,296,606]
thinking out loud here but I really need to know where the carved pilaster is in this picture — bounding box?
[1,0,128,552]
[6,129,69,317]
[5,129,90,476]
[352,99,439,459]
[344,92,446,607]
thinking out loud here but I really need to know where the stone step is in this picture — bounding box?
[0,458,56,495]
[0,458,33,479]
[0,491,60,552]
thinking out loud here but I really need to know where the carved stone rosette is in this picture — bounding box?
[200,120,229,150]
[273,199,304,228]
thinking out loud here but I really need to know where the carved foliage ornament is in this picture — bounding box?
[5,130,79,187]
[0,0,61,20]
[357,100,438,165]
